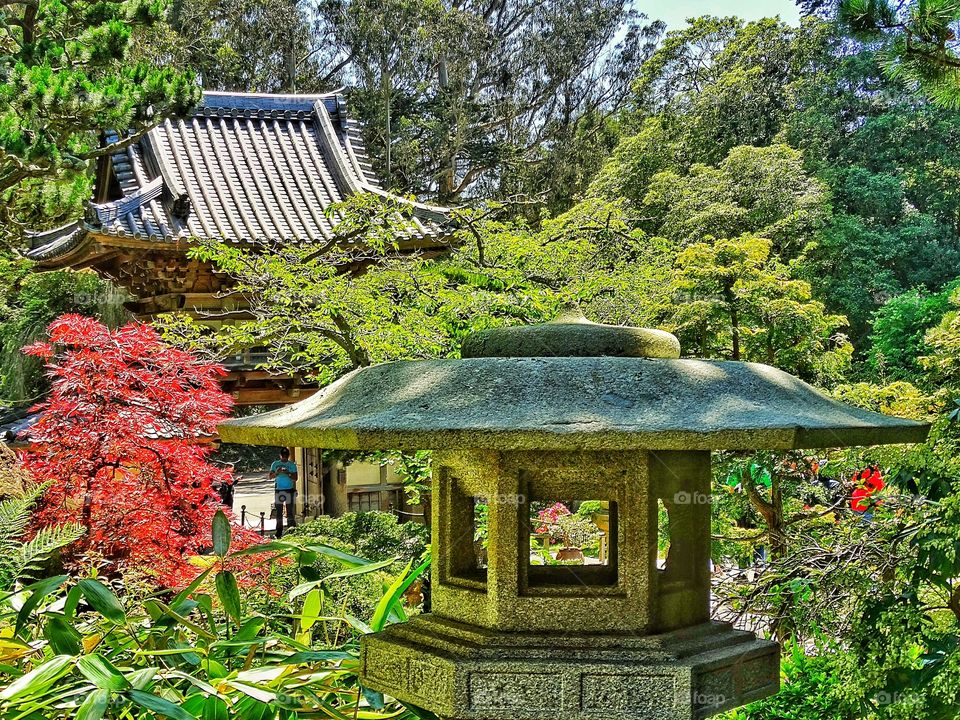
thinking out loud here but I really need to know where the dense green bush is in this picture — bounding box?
[259,513,430,625]
[722,642,852,720]
[286,512,429,564]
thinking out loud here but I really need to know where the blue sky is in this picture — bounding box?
[638,0,801,29]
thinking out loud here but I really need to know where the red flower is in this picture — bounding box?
[850,467,885,513]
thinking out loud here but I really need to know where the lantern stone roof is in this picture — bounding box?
[25,91,449,264]
[218,319,930,451]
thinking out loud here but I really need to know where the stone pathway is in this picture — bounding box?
[230,471,278,534]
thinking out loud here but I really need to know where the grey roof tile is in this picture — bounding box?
[29,91,448,261]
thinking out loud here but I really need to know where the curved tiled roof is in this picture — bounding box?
[27,91,448,262]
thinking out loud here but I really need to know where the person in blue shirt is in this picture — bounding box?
[269,448,298,537]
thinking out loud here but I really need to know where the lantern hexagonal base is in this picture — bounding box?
[359,616,778,720]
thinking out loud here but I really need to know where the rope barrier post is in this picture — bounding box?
[240,504,246,526]
[260,511,266,536]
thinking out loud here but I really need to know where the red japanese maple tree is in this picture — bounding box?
[21,314,260,586]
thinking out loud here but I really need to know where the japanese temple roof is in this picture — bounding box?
[26,91,449,264]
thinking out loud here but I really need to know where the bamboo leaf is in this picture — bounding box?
[44,615,82,655]
[212,510,231,557]
[301,588,322,631]
[215,570,242,621]
[0,654,74,700]
[370,556,431,633]
[77,653,132,691]
[76,688,111,720]
[203,695,229,720]
[15,574,69,636]
[127,689,196,720]
[77,579,126,624]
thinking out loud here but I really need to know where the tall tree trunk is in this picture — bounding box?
[726,286,740,360]
[437,53,456,200]
[382,56,392,189]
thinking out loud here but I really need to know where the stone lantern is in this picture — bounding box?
[219,317,929,720]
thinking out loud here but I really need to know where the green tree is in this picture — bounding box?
[149,0,662,205]
[134,0,336,93]
[347,0,663,203]
[0,258,128,405]
[922,285,960,389]
[158,194,670,382]
[869,280,960,381]
[781,21,960,339]
[667,234,851,382]
[0,0,198,237]
[633,16,818,165]
[833,0,960,108]
[639,144,829,255]
[586,116,678,209]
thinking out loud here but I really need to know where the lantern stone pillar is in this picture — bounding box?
[219,315,930,720]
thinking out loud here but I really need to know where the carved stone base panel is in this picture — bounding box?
[359,616,779,720]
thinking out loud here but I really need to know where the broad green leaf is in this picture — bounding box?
[127,689,196,720]
[301,588,322,631]
[170,566,214,607]
[77,653,131,691]
[182,693,207,717]
[143,599,165,622]
[167,640,203,666]
[324,557,398,581]
[233,665,289,683]
[233,696,274,720]
[343,614,373,634]
[0,654,74,700]
[297,549,318,565]
[301,543,375,567]
[150,599,217,640]
[215,570,241,621]
[76,688,111,720]
[165,669,219,695]
[212,510,231,557]
[128,667,158,690]
[203,696,229,720]
[227,680,276,703]
[370,556,431,633]
[234,616,265,642]
[63,583,83,620]
[15,574,69,636]
[203,658,229,679]
[289,557,397,600]
[77,579,126,624]
[44,615,82,655]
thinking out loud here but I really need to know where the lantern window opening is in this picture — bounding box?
[656,497,670,573]
[438,468,489,591]
[473,496,489,571]
[523,497,620,589]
